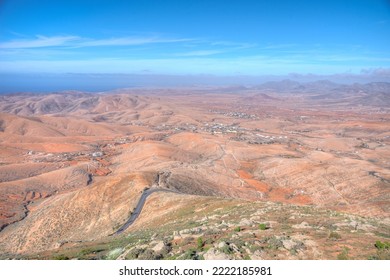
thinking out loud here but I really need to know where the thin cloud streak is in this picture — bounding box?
[210,40,257,48]
[0,35,80,49]
[0,35,195,49]
[1,34,387,76]
[75,37,194,47]
[173,49,227,57]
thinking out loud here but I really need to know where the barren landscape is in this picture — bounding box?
[0,80,389,259]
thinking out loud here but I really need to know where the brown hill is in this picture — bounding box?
[0,86,388,258]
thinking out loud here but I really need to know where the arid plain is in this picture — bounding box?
[0,80,389,260]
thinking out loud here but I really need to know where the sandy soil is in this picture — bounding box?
[0,86,388,256]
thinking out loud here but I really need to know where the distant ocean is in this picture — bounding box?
[1,72,388,93]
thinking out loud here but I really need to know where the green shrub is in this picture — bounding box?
[234,226,241,232]
[54,255,69,260]
[197,237,204,250]
[183,249,199,260]
[328,231,342,240]
[126,248,145,259]
[267,237,283,250]
[337,247,350,260]
[259,223,268,230]
[75,247,105,259]
[375,241,390,250]
[220,244,233,255]
[369,241,390,260]
[138,249,162,260]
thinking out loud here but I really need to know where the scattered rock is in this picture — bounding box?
[152,241,165,252]
[231,233,239,239]
[292,221,311,229]
[203,248,231,260]
[92,151,103,157]
[230,243,240,253]
[250,250,265,260]
[239,218,253,226]
[282,239,297,250]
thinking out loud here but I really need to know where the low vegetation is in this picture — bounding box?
[24,197,389,261]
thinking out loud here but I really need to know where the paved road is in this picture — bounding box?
[113,188,179,235]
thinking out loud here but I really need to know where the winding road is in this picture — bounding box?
[113,187,180,235]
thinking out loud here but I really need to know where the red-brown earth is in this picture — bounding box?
[0,83,389,258]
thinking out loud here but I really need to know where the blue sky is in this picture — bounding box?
[0,0,389,76]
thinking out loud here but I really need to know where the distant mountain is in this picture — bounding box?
[252,80,390,106]
[241,93,281,102]
[256,79,302,92]
[256,80,390,93]
[0,82,388,117]
[0,92,149,116]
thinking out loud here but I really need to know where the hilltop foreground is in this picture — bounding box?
[0,81,389,259]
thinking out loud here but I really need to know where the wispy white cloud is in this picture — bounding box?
[174,49,226,57]
[1,35,387,76]
[260,43,299,50]
[75,37,194,47]
[0,35,194,49]
[210,41,256,48]
[171,40,257,57]
[0,34,259,59]
[0,35,80,49]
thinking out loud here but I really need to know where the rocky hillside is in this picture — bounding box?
[9,193,389,260]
